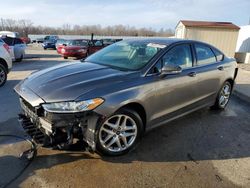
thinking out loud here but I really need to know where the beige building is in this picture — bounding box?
[175,20,240,57]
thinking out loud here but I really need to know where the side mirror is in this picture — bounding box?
[161,64,182,75]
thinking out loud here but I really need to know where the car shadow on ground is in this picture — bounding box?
[104,97,250,163]
[1,97,249,187]
[24,53,61,59]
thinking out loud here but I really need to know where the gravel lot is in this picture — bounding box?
[0,44,250,188]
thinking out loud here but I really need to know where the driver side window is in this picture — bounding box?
[162,44,193,69]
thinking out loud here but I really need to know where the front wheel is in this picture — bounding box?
[96,108,143,156]
[212,81,232,109]
[0,64,7,87]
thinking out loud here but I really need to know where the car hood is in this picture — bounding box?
[18,62,137,103]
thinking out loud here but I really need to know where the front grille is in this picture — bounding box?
[20,98,39,123]
[20,98,52,134]
[20,98,44,117]
[18,114,45,144]
[21,98,36,112]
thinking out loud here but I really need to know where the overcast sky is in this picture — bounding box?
[0,0,249,29]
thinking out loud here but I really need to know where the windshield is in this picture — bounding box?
[68,40,88,46]
[85,41,165,71]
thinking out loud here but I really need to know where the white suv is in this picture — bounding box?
[0,38,12,87]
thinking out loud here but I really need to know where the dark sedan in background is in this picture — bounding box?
[15,39,237,156]
[42,39,57,50]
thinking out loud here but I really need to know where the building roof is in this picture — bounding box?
[178,20,240,30]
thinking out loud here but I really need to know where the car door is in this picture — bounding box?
[192,43,224,104]
[149,43,199,124]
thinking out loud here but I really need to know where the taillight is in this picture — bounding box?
[3,43,10,54]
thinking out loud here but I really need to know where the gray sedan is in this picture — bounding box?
[14,39,238,156]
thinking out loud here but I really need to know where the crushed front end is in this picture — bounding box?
[17,96,102,151]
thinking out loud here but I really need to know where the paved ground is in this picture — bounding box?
[0,45,250,188]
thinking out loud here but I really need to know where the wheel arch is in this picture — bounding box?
[225,78,235,89]
[117,102,147,130]
[0,58,8,72]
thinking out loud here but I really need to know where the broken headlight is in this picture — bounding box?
[42,98,104,113]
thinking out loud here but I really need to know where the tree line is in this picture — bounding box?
[0,18,174,37]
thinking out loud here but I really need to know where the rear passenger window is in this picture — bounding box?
[212,47,224,61]
[195,44,216,65]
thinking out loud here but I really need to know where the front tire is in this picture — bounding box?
[96,108,143,156]
[212,81,232,110]
[63,56,68,59]
[0,64,7,87]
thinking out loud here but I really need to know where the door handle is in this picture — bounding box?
[188,72,196,77]
[217,66,224,71]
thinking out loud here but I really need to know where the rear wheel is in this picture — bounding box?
[0,64,7,87]
[96,108,143,156]
[212,81,232,109]
[63,56,68,59]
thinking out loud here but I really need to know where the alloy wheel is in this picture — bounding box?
[219,83,231,108]
[99,114,138,152]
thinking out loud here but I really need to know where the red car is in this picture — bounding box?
[60,39,88,59]
[59,39,105,59]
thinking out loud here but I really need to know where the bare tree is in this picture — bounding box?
[0,18,174,37]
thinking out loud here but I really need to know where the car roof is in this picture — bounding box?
[122,38,213,46]
[122,38,182,45]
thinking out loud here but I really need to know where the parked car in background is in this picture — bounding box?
[0,38,12,87]
[1,36,26,62]
[0,31,20,38]
[60,39,88,59]
[56,39,68,54]
[20,37,31,44]
[103,38,122,46]
[33,38,44,43]
[56,39,66,49]
[44,35,59,41]
[87,39,105,55]
[32,35,59,44]
[42,39,57,50]
[14,39,238,156]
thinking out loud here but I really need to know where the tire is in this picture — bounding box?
[63,56,68,59]
[211,81,232,110]
[96,108,143,156]
[0,64,7,87]
[15,54,23,62]
[44,48,47,50]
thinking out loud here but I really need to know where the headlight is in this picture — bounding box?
[42,98,104,113]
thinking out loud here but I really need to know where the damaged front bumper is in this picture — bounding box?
[18,97,102,151]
